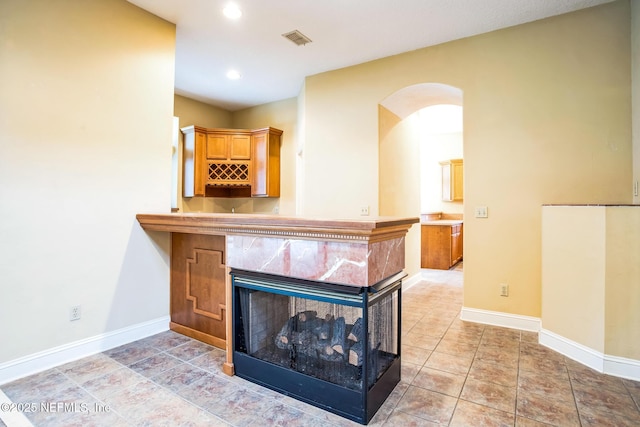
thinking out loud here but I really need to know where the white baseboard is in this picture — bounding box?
[540,328,640,381]
[402,272,423,291]
[460,307,540,332]
[0,316,170,386]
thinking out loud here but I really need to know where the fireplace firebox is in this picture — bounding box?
[231,269,403,424]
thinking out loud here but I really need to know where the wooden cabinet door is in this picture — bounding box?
[451,160,464,201]
[440,159,463,202]
[229,134,251,160]
[251,128,281,197]
[251,132,268,197]
[181,126,207,197]
[206,134,228,160]
[451,224,462,264]
[421,225,452,269]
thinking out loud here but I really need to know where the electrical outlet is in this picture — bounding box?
[360,206,370,216]
[500,284,509,297]
[475,206,488,218]
[70,305,81,321]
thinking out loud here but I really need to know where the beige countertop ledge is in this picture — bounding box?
[420,212,463,225]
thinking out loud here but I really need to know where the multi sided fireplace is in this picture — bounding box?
[231,269,402,424]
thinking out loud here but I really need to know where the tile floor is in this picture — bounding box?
[2,264,640,426]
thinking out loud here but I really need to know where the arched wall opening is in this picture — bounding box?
[378,83,464,281]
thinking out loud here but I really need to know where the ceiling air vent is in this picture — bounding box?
[282,30,312,46]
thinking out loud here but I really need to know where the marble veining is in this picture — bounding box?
[226,235,406,287]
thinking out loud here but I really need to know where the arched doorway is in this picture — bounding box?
[378,83,463,286]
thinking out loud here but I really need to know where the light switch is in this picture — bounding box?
[475,206,488,218]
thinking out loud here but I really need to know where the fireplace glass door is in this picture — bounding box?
[231,270,402,424]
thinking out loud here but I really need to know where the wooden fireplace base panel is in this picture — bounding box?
[170,233,227,350]
[170,321,225,350]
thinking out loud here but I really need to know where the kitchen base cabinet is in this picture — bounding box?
[421,223,463,270]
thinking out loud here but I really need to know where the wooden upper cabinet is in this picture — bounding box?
[182,126,207,197]
[440,159,463,202]
[206,132,251,160]
[181,125,282,198]
[251,128,282,197]
[229,134,251,160]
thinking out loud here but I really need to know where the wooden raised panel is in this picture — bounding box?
[181,126,208,197]
[185,249,226,320]
[206,134,227,160]
[421,223,463,269]
[251,132,267,196]
[251,128,282,197]
[229,134,251,160]
[440,159,463,202]
[171,233,227,349]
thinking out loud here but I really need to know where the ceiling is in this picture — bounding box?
[128,0,613,112]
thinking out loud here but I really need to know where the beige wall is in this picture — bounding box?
[232,97,299,216]
[604,207,640,358]
[634,0,640,205]
[303,1,632,317]
[379,107,422,276]
[175,94,232,129]
[173,95,232,213]
[0,0,175,363]
[541,207,606,353]
[542,206,640,361]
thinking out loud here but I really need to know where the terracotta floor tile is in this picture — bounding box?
[394,385,457,424]
[401,344,431,366]
[128,352,183,378]
[474,343,519,368]
[4,269,640,427]
[103,341,159,366]
[518,354,568,376]
[517,367,574,403]
[383,410,439,426]
[137,329,192,351]
[517,389,580,426]
[423,350,473,376]
[572,381,640,420]
[59,353,124,384]
[468,359,518,387]
[450,399,514,427]
[569,366,629,395]
[442,327,483,345]
[434,337,478,358]
[80,366,146,400]
[412,367,466,397]
[151,363,211,392]
[578,405,640,427]
[515,415,556,426]
[401,361,421,384]
[460,377,516,413]
[403,330,442,351]
[166,340,215,361]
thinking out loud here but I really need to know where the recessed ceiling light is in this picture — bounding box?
[223,3,242,20]
[226,69,241,80]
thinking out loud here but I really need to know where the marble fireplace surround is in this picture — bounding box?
[136,213,419,374]
[137,213,419,287]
